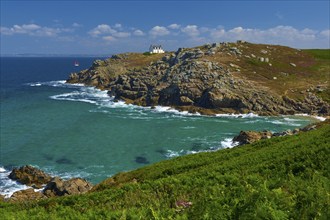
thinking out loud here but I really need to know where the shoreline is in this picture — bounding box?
[1,114,326,200]
[65,80,329,120]
[1,80,326,200]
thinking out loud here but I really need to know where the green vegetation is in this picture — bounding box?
[304,49,330,60]
[206,44,329,101]
[143,52,153,56]
[1,121,329,219]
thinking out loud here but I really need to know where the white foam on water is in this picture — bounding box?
[34,81,258,119]
[221,138,239,149]
[215,112,259,118]
[0,167,31,198]
[151,106,201,116]
[26,80,85,88]
[283,117,303,122]
[29,83,42,87]
[313,116,327,121]
[182,126,196,129]
[164,138,238,159]
[295,114,327,121]
[28,80,327,124]
[50,86,110,105]
[165,150,181,158]
[269,120,301,126]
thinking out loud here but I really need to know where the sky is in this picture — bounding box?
[1,0,329,55]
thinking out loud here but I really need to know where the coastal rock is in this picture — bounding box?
[233,130,273,145]
[272,130,293,137]
[9,165,52,188]
[9,188,45,202]
[43,177,93,197]
[66,42,330,116]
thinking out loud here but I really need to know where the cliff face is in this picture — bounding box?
[67,42,329,116]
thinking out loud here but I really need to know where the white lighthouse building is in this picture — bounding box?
[149,45,165,54]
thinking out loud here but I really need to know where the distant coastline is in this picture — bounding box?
[0,54,110,58]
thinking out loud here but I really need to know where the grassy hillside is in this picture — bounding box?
[1,121,329,219]
[220,44,330,101]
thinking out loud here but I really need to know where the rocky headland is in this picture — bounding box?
[2,165,92,202]
[67,41,329,116]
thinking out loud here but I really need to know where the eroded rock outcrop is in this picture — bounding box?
[5,166,93,202]
[232,122,320,146]
[233,130,273,145]
[9,188,45,202]
[43,177,93,197]
[9,165,52,188]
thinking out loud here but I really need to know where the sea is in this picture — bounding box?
[0,57,321,198]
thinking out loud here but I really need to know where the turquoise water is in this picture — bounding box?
[0,57,318,196]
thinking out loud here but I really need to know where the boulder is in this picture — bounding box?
[9,188,45,202]
[233,130,273,145]
[180,96,194,105]
[9,165,52,188]
[43,177,93,197]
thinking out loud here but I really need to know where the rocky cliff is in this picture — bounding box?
[67,42,329,116]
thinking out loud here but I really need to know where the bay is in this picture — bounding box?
[0,57,318,197]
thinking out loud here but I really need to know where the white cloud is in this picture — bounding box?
[35,27,62,37]
[0,23,68,37]
[181,25,200,37]
[133,29,145,36]
[210,28,225,39]
[2,22,329,51]
[149,26,170,37]
[265,26,316,41]
[168,24,181,29]
[230,27,243,33]
[103,35,116,41]
[72,23,82,28]
[207,25,329,48]
[89,24,117,37]
[320,29,330,38]
[114,23,122,29]
[113,32,131,38]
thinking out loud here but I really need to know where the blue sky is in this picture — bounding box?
[1,1,329,55]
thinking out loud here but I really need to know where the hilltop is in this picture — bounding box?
[1,120,329,219]
[67,41,330,116]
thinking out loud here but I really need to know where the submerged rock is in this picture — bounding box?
[55,157,74,165]
[8,165,52,188]
[135,156,150,164]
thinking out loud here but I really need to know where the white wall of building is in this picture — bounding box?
[149,45,164,53]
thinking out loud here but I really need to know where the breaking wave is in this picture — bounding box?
[0,166,31,198]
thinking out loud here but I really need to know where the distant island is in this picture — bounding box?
[67,41,330,117]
